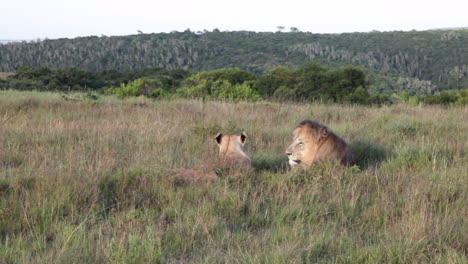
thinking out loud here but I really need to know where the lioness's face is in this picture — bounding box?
[285,127,320,168]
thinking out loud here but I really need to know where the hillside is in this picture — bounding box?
[1,29,468,94]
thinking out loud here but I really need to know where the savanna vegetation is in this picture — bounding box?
[0,30,467,262]
[2,65,467,106]
[0,65,378,104]
[2,29,468,94]
[0,90,466,263]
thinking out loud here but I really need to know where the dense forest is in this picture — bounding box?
[1,29,468,95]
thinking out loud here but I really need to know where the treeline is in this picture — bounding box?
[392,90,468,106]
[2,65,466,105]
[2,29,468,95]
[0,65,381,104]
[1,66,189,93]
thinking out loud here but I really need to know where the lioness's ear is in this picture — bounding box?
[215,133,223,145]
[240,131,247,144]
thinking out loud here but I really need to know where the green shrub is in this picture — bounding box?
[0,79,8,90]
[394,89,468,106]
[182,68,256,87]
[258,64,369,104]
[210,80,261,102]
[420,91,458,105]
[175,81,211,99]
[346,86,370,104]
[272,86,298,101]
[150,87,168,99]
[408,95,421,106]
[455,89,468,105]
[254,67,300,97]
[176,79,261,102]
[106,78,165,98]
[368,93,392,105]
[8,79,47,91]
[392,91,410,103]
[107,80,141,98]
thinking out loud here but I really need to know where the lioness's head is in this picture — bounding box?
[215,132,251,166]
[286,120,328,169]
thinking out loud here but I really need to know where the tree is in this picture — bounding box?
[253,66,300,97]
[277,26,285,32]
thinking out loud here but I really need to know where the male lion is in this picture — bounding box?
[174,132,250,184]
[286,120,357,169]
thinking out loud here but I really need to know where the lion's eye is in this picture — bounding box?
[297,142,304,147]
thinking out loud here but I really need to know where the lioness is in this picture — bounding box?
[286,120,356,169]
[174,132,250,184]
[215,132,251,166]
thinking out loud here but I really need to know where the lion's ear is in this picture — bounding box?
[240,131,247,144]
[320,127,328,139]
[215,133,223,145]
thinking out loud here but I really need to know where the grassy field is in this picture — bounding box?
[0,90,467,263]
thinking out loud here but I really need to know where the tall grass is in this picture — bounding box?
[0,91,467,263]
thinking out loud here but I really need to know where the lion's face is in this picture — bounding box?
[285,124,327,168]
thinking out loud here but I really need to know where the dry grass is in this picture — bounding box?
[0,90,467,263]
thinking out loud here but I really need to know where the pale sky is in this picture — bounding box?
[2,0,468,40]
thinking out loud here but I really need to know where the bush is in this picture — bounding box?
[346,86,370,105]
[182,68,255,87]
[257,63,370,104]
[210,80,261,102]
[0,79,7,90]
[175,80,211,99]
[176,79,261,102]
[393,89,468,106]
[7,79,47,91]
[368,93,392,105]
[392,91,410,103]
[272,86,299,101]
[106,78,165,99]
[4,66,189,93]
[421,91,458,105]
[150,87,168,99]
[254,67,300,97]
[455,89,468,105]
[209,68,256,85]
